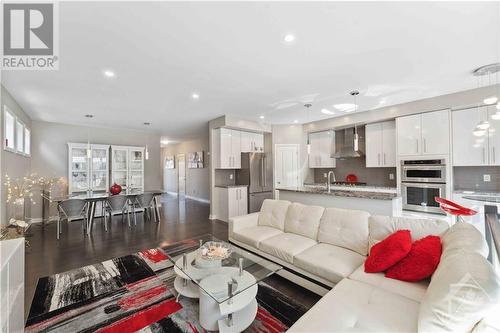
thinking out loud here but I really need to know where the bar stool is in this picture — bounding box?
[435,196,478,224]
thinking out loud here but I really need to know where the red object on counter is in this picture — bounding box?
[345,174,358,183]
[110,183,122,195]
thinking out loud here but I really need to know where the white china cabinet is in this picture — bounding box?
[68,143,110,193]
[111,145,145,191]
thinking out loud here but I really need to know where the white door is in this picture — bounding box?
[397,114,421,156]
[453,107,489,166]
[382,121,396,167]
[275,144,299,189]
[238,187,248,215]
[421,110,450,155]
[488,108,500,165]
[219,128,232,168]
[320,130,335,167]
[365,122,383,167]
[231,130,241,168]
[177,154,186,196]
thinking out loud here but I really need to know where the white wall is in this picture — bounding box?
[30,120,162,219]
[1,85,32,226]
[161,130,209,201]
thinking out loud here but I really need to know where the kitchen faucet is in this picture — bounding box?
[327,171,336,192]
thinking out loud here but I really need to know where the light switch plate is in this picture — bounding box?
[324,173,327,178]
[483,174,491,182]
[389,173,394,180]
[229,174,233,180]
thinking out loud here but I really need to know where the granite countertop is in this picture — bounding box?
[278,186,398,201]
[303,183,397,194]
[215,184,248,188]
[454,189,500,196]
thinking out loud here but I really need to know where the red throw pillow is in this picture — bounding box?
[385,235,442,282]
[364,230,412,273]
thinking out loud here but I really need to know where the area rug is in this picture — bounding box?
[26,238,310,332]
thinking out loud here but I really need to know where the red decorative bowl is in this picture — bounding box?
[346,174,358,183]
[110,183,122,195]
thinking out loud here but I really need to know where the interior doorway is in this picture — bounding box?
[274,144,300,190]
[177,154,186,196]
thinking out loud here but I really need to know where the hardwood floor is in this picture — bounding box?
[25,193,320,318]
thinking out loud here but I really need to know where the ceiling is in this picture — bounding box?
[2,1,499,142]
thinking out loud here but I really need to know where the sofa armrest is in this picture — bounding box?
[228,212,259,240]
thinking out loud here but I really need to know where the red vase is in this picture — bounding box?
[110,183,122,195]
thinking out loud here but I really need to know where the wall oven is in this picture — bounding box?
[401,160,446,214]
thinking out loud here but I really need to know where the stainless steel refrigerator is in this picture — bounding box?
[236,152,273,213]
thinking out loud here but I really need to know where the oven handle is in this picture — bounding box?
[401,182,446,188]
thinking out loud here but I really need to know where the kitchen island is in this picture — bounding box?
[276,185,402,216]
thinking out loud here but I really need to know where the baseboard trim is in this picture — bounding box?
[165,191,178,196]
[209,214,217,220]
[185,195,210,204]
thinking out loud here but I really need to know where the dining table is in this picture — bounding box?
[42,189,163,235]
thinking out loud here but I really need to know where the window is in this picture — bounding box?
[4,106,15,151]
[24,127,31,156]
[16,119,24,153]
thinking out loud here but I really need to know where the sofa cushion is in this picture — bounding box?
[259,233,317,264]
[318,207,370,256]
[386,235,442,282]
[349,265,429,302]
[284,203,324,240]
[257,199,291,231]
[369,215,449,250]
[441,221,489,259]
[288,279,420,332]
[365,230,412,273]
[294,243,365,283]
[232,225,283,248]
[418,251,500,333]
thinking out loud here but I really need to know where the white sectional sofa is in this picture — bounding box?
[229,199,500,333]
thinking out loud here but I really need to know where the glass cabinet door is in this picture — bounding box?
[72,171,88,191]
[129,171,143,189]
[71,148,88,172]
[112,171,128,187]
[91,148,108,191]
[129,150,143,170]
[71,147,89,191]
[113,149,128,170]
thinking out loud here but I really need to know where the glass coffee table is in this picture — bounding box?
[162,234,282,332]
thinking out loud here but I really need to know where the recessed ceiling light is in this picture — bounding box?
[143,122,151,126]
[259,115,265,119]
[84,114,94,118]
[333,103,357,112]
[321,108,335,115]
[293,119,299,123]
[283,34,295,43]
[484,96,498,105]
[192,93,200,99]
[103,70,115,78]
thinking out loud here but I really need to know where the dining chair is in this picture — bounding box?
[132,193,157,225]
[105,195,131,227]
[57,199,88,240]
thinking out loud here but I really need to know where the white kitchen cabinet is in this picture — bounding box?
[68,143,110,193]
[452,106,500,166]
[309,130,335,168]
[215,186,247,222]
[240,131,264,153]
[213,128,241,169]
[397,110,450,156]
[365,120,396,167]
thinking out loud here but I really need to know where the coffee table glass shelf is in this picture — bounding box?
[163,234,282,332]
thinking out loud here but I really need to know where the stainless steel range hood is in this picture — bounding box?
[331,126,365,158]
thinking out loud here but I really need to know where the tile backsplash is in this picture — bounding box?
[214,169,235,186]
[453,166,500,191]
[313,156,397,187]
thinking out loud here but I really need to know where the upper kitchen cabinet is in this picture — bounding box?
[453,106,500,166]
[213,128,241,169]
[309,130,335,168]
[240,131,264,152]
[396,110,450,156]
[365,120,396,167]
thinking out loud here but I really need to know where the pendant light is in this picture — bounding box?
[85,114,93,159]
[351,91,360,150]
[145,145,149,160]
[304,103,312,154]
